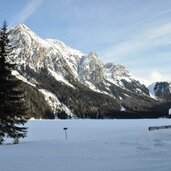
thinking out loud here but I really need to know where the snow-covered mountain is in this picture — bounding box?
[9,24,148,95]
[104,63,149,96]
[10,24,83,80]
[78,51,105,88]
[148,82,171,101]
[8,24,169,119]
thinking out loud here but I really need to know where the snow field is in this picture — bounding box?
[1,119,171,171]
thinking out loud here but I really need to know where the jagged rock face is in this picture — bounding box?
[78,51,105,85]
[105,63,131,79]
[149,82,171,101]
[104,63,149,96]
[9,24,83,81]
[7,24,169,119]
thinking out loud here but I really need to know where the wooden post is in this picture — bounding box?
[63,127,68,140]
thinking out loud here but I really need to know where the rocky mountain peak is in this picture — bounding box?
[88,51,98,57]
[148,82,171,101]
[78,51,105,86]
[105,63,131,79]
[11,24,42,43]
[14,23,31,31]
[9,24,85,80]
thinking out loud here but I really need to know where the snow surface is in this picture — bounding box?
[169,84,171,93]
[11,70,36,87]
[120,105,126,111]
[148,83,157,99]
[1,119,171,171]
[48,68,75,89]
[38,89,74,117]
[38,89,61,110]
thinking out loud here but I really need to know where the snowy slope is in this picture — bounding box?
[105,63,131,84]
[1,119,171,171]
[148,83,158,99]
[104,63,149,95]
[38,89,74,117]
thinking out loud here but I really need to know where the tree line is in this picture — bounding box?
[0,21,27,144]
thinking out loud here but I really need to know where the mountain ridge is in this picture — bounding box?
[8,24,170,119]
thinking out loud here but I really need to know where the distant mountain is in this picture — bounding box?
[148,82,171,101]
[8,24,170,119]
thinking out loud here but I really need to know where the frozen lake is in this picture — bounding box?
[1,119,171,171]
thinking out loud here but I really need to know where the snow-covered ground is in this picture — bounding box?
[1,119,171,171]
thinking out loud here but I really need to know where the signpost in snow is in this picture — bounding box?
[63,127,68,140]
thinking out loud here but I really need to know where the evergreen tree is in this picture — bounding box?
[0,21,27,144]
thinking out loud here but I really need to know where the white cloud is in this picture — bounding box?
[137,71,171,86]
[147,22,171,39]
[11,0,44,26]
[149,71,170,82]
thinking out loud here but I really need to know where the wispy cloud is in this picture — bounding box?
[11,0,44,26]
[102,22,171,63]
[100,18,171,85]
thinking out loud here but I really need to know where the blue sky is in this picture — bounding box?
[0,0,171,84]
